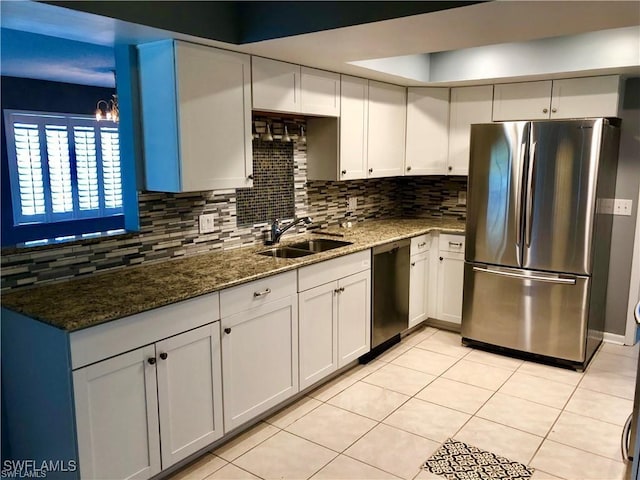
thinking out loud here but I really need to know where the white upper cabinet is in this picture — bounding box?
[301,67,341,117]
[448,85,494,176]
[550,75,620,118]
[252,58,340,116]
[138,40,252,192]
[367,81,406,178]
[493,76,620,121]
[340,75,369,180]
[251,57,301,113]
[405,88,450,175]
[493,81,552,121]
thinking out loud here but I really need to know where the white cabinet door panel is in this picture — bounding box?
[409,252,430,329]
[337,270,371,367]
[492,81,552,121]
[436,251,465,325]
[551,75,620,119]
[406,88,449,175]
[448,85,493,176]
[340,75,369,180]
[177,43,252,191]
[301,67,340,116]
[156,323,223,468]
[222,297,299,431]
[299,282,338,389]
[73,346,161,480]
[367,81,406,178]
[252,57,301,113]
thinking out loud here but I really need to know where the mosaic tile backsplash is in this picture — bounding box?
[236,139,295,227]
[1,118,467,291]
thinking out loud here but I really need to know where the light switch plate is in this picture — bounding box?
[199,213,215,234]
[614,199,633,216]
[346,197,357,212]
[458,191,467,205]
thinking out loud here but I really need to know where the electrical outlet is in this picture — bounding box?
[614,198,633,216]
[458,191,467,205]
[346,197,357,212]
[198,213,215,234]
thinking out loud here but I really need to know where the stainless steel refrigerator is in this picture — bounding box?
[462,118,620,370]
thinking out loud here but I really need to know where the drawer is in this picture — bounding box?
[298,250,371,292]
[220,270,297,318]
[410,234,431,256]
[439,233,465,253]
[71,292,220,369]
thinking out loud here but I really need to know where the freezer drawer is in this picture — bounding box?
[461,263,590,362]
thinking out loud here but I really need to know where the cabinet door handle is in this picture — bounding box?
[411,262,416,267]
[341,170,347,175]
[369,168,373,173]
[543,108,548,114]
[551,107,557,113]
[159,352,168,360]
[448,166,453,172]
[224,327,232,334]
[247,174,254,180]
[406,166,412,171]
[335,287,345,294]
[439,256,443,261]
[334,288,340,294]
[340,287,345,292]
[449,242,463,247]
[418,242,426,248]
[147,357,156,365]
[254,288,271,298]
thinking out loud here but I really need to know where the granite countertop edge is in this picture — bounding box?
[1,218,465,332]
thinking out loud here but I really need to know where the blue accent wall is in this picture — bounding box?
[1,76,128,246]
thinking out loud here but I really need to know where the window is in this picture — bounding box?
[4,110,124,227]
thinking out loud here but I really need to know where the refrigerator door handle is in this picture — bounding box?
[515,139,527,261]
[525,141,537,248]
[472,266,577,285]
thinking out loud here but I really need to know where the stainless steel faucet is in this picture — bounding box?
[268,217,312,244]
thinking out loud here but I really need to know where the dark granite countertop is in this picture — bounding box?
[1,218,465,331]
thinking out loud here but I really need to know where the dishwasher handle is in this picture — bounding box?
[373,239,410,255]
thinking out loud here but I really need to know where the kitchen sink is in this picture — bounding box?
[258,239,353,258]
[258,247,314,258]
[287,239,353,252]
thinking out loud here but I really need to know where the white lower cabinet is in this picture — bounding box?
[434,234,466,325]
[298,282,338,389]
[409,251,431,329]
[220,272,299,431]
[298,251,371,390]
[73,322,223,480]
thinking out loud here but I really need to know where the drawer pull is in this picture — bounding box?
[224,328,232,334]
[418,242,426,248]
[254,288,272,298]
[449,242,463,247]
[411,262,416,267]
[159,352,168,360]
[147,357,156,365]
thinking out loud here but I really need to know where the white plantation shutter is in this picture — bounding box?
[12,123,46,221]
[45,124,74,217]
[73,126,100,211]
[4,110,124,226]
[99,127,123,210]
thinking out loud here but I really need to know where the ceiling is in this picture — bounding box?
[1,1,639,87]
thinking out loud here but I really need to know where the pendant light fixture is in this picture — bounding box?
[282,125,291,142]
[261,122,274,141]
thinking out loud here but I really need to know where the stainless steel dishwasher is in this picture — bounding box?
[371,239,410,351]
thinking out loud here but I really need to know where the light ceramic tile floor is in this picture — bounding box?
[168,326,638,480]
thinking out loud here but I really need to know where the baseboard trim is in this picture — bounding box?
[603,332,626,345]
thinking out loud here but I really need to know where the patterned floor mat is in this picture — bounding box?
[423,438,535,480]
